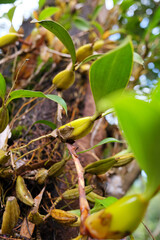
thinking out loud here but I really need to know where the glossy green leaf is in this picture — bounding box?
[39,7,60,21]
[113,94,160,196]
[133,52,144,65]
[73,17,91,31]
[77,137,120,154]
[6,90,67,113]
[32,120,56,130]
[39,0,46,9]
[90,196,118,214]
[89,37,133,113]
[35,20,76,65]
[64,197,117,216]
[46,94,67,113]
[95,196,118,208]
[7,6,16,22]
[0,73,6,101]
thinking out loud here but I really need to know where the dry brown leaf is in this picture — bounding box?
[20,187,45,239]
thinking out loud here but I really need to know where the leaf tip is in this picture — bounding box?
[30,19,38,24]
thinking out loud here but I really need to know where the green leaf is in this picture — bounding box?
[32,120,56,130]
[90,202,105,214]
[120,0,134,12]
[95,196,118,208]
[35,20,76,65]
[113,94,160,196]
[6,90,67,114]
[7,6,16,22]
[91,4,103,21]
[113,0,120,4]
[91,21,104,35]
[39,7,60,21]
[76,54,103,70]
[133,52,144,65]
[90,38,133,113]
[77,137,120,154]
[0,0,16,3]
[68,209,80,217]
[0,73,6,101]
[108,28,126,36]
[145,6,160,37]
[73,17,91,31]
[39,0,46,9]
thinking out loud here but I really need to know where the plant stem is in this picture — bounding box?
[5,59,29,105]
[43,196,62,220]
[11,133,53,152]
[67,143,90,236]
[142,222,155,240]
[143,181,160,202]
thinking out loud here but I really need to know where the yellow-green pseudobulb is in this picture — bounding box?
[85,194,148,239]
[2,196,20,234]
[0,33,18,48]
[35,168,48,185]
[52,69,75,90]
[57,116,95,142]
[76,43,93,62]
[16,176,34,206]
[0,150,10,165]
[93,40,105,51]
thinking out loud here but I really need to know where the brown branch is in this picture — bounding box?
[67,143,90,236]
[0,49,23,65]
[46,46,71,58]
[142,222,155,240]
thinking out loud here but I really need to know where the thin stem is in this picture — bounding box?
[0,49,23,65]
[10,98,42,129]
[5,59,29,104]
[11,133,53,152]
[13,146,41,163]
[142,222,155,240]
[10,151,16,169]
[46,46,71,58]
[12,46,19,81]
[10,85,55,128]
[43,196,62,220]
[67,143,90,236]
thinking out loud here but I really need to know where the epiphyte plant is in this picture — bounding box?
[85,89,160,239]
[36,20,133,142]
[0,15,154,239]
[35,20,160,239]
